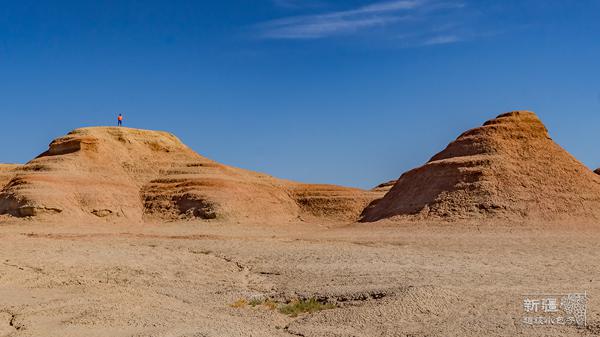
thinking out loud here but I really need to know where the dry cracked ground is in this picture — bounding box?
[1,220,600,337]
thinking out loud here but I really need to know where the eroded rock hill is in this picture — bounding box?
[0,127,381,222]
[0,164,21,190]
[362,111,600,222]
[372,180,397,193]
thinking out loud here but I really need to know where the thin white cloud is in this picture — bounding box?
[262,16,405,39]
[358,0,423,14]
[256,0,481,47]
[421,34,461,45]
[258,0,424,39]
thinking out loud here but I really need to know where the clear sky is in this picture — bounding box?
[1,0,599,189]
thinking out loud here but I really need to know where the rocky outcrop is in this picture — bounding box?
[141,159,301,222]
[0,127,380,223]
[372,180,397,193]
[289,184,380,222]
[0,128,189,220]
[0,164,21,190]
[361,111,600,222]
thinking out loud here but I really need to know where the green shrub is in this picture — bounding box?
[278,298,336,317]
[248,298,264,307]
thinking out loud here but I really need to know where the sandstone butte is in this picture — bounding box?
[361,111,600,223]
[0,127,381,223]
[2,111,599,225]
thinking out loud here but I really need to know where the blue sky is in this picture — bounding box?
[1,0,599,189]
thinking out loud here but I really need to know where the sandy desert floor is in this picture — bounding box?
[1,219,600,337]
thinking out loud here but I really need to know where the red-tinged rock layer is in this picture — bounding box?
[362,111,600,222]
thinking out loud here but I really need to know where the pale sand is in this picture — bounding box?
[0,219,598,337]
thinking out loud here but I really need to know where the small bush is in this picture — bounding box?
[249,298,263,307]
[230,299,248,308]
[263,299,278,310]
[278,298,336,317]
[230,297,335,316]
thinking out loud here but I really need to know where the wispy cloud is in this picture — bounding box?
[255,0,476,45]
[258,0,426,39]
[421,34,461,45]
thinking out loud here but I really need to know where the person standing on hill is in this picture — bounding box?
[117,113,123,127]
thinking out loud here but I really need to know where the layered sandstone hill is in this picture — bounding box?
[0,127,380,222]
[372,180,397,193]
[0,164,21,190]
[362,111,600,222]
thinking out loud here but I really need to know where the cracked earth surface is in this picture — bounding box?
[0,220,600,336]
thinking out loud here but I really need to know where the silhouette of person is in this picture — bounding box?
[118,114,123,126]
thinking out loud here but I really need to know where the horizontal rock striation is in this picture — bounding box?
[0,127,380,223]
[362,111,600,222]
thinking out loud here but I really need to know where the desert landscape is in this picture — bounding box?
[1,111,600,336]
